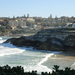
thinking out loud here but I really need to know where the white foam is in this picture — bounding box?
[0,48,25,56]
[0,37,6,43]
[0,40,6,43]
[0,37,2,39]
[38,51,62,65]
[38,53,54,65]
[37,51,62,73]
[71,63,75,66]
[0,42,25,56]
[35,53,54,73]
[23,65,52,74]
[0,37,62,74]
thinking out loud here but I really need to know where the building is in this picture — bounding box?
[26,18,35,22]
[66,22,75,28]
[9,20,26,29]
[18,20,26,28]
[9,20,18,27]
[72,21,75,28]
[66,23,72,28]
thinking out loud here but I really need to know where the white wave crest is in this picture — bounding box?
[0,37,2,39]
[23,65,52,74]
[0,40,6,43]
[38,53,54,65]
[0,43,25,56]
[71,63,75,66]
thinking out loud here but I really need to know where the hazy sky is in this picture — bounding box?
[0,0,75,18]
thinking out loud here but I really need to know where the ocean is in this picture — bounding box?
[0,37,75,74]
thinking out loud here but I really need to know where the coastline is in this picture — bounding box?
[0,34,33,38]
[1,34,75,71]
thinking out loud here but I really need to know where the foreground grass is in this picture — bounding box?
[0,65,75,75]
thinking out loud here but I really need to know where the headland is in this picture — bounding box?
[4,28,75,54]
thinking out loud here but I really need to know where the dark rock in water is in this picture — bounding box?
[4,36,42,48]
[50,43,64,51]
[4,29,75,52]
[36,42,51,50]
[4,36,65,51]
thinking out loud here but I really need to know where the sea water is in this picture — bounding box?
[0,37,75,73]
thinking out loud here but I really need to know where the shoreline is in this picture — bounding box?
[42,52,75,70]
[0,34,33,38]
[2,34,75,57]
[1,35,75,70]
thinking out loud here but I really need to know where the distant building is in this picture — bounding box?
[18,20,26,28]
[33,24,37,29]
[26,18,35,22]
[72,21,75,28]
[66,22,75,28]
[9,20,18,26]
[67,23,72,25]
[66,23,72,28]
[9,20,26,28]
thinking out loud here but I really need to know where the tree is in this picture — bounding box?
[27,14,29,18]
[17,25,22,29]
[24,14,26,18]
[13,16,16,20]
[6,24,11,29]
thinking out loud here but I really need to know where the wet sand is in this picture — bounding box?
[42,52,75,70]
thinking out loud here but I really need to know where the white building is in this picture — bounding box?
[72,22,75,28]
[26,18,35,22]
[66,23,72,28]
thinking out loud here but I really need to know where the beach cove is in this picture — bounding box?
[0,36,75,74]
[3,28,75,73]
[42,52,75,70]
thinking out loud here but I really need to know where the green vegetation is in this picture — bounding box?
[0,27,8,33]
[17,25,23,29]
[0,65,75,75]
[68,35,75,39]
[11,29,37,34]
[1,16,75,36]
[57,28,75,31]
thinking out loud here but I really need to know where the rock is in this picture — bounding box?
[36,42,50,50]
[3,36,68,51]
[4,29,75,52]
[50,43,64,51]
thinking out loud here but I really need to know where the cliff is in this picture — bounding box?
[4,29,75,52]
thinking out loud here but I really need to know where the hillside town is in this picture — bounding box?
[0,14,75,36]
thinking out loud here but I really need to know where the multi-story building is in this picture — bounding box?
[26,18,35,22]
[18,20,26,28]
[9,20,26,29]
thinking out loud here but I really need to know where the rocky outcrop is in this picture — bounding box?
[4,29,75,52]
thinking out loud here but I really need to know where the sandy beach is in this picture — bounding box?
[42,52,75,70]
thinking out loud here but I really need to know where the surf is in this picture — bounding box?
[0,37,62,74]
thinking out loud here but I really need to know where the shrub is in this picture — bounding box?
[0,65,75,75]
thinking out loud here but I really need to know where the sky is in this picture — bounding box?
[0,0,75,18]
